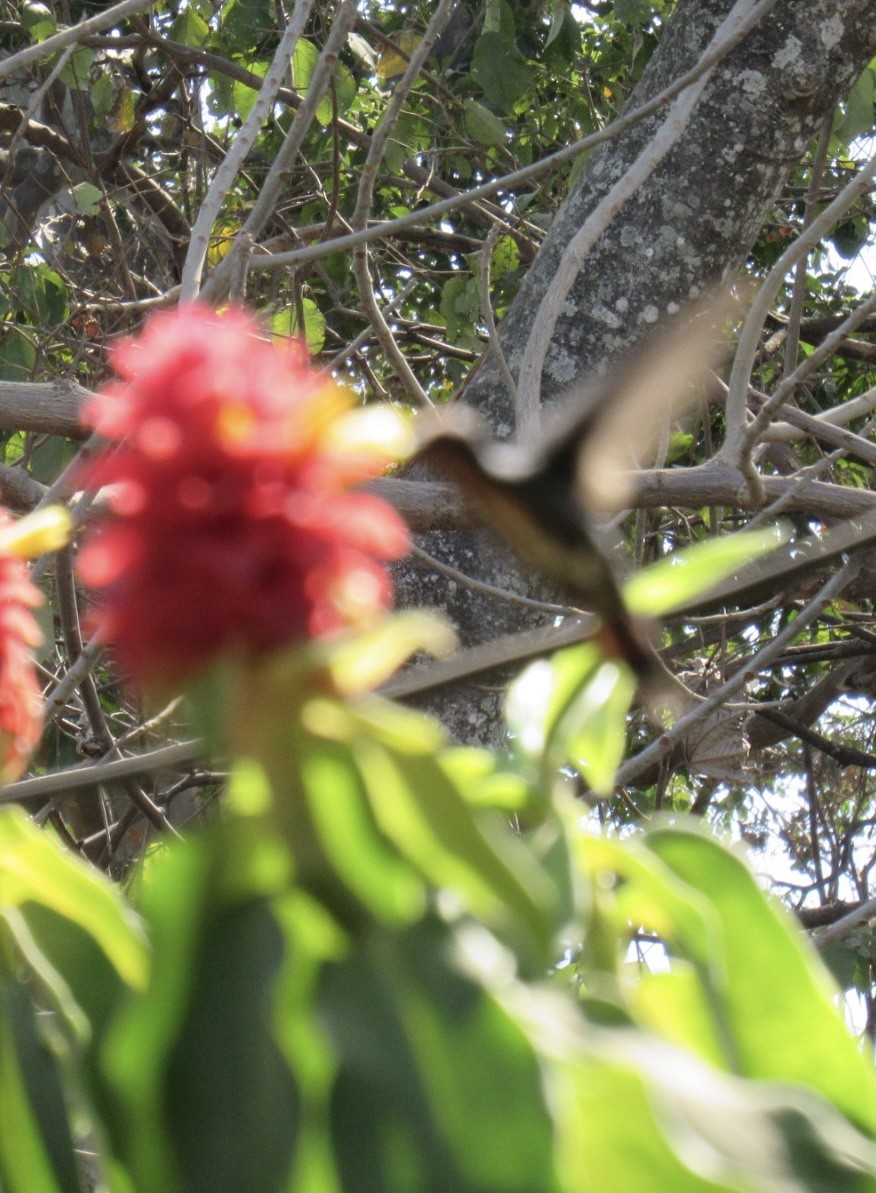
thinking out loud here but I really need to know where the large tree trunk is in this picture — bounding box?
[397,0,876,744]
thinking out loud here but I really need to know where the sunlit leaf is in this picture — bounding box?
[170,7,210,48]
[645,824,876,1131]
[300,735,425,923]
[271,299,326,354]
[623,524,790,617]
[0,809,147,991]
[20,1,55,40]
[376,30,422,82]
[563,661,636,794]
[326,610,455,697]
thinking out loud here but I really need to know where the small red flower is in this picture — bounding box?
[78,306,410,690]
[0,522,43,783]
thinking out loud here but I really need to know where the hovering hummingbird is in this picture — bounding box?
[414,293,740,705]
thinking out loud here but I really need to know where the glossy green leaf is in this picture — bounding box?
[0,808,147,992]
[556,1026,876,1193]
[321,918,558,1193]
[645,825,876,1132]
[346,714,555,962]
[623,524,790,617]
[300,736,425,923]
[563,661,636,794]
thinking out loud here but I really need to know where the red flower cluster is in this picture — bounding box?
[78,306,410,690]
[0,522,43,782]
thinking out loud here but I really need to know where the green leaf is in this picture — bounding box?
[562,661,636,794]
[613,0,652,21]
[163,899,299,1193]
[623,524,790,617]
[100,822,297,1193]
[836,67,875,147]
[385,112,432,174]
[291,38,318,96]
[645,825,876,1131]
[0,326,36,381]
[831,215,870,260]
[321,918,557,1193]
[490,233,520,277]
[578,833,719,975]
[320,60,357,124]
[507,643,601,776]
[438,748,536,813]
[464,99,507,147]
[300,736,426,923]
[90,72,114,126]
[211,60,267,122]
[70,182,102,216]
[345,708,555,961]
[170,6,210,48]
[271,298,326,354]
[508,645,635,794]
[439,274,480,343]
[20,0,55,40]
[0,980,84,1193]
[483,0,516,38]
[218,0,274,52]
[0,808,148,992]
[57,44,93,89]
[470,32,532,112]
[556,1025,876,1193]
[326,609,456,697]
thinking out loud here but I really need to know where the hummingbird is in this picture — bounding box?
[414,292,740,706]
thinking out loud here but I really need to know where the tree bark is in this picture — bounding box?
[398,0,876,744]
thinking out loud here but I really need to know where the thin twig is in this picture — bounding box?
[350,0,455,406]
[178,0,316,301]
[736,289,876,468]
[781,117,833,380]
[721,148,876,485]
[215,0,781,281]
[201,0,358,305]
[0,0,158,81]
[478,223,521,418]
[612,558,861,790]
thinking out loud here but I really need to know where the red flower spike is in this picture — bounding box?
[0,521,44,784]
[78,306,411,690]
